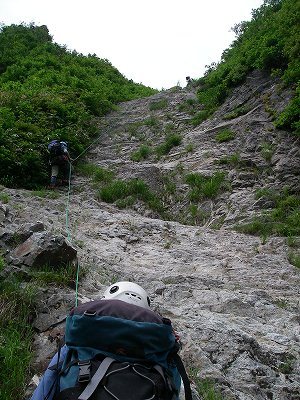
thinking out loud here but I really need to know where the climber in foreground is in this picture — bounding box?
[47,140,72,189]
[30,281,192,400]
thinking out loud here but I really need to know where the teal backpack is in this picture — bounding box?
[52,299,192,400]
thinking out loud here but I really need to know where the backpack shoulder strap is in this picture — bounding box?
[78,357,115,400]
[173,353,193,400]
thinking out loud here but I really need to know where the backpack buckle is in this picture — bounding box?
[78,360,91,383]
[84,310,96,316]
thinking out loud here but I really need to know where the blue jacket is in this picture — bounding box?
[30,345,68,400]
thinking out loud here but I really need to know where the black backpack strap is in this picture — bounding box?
[173,354,193,400]
[78,357,115,400]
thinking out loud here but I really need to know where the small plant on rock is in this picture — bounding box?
[260,142,273,163]
[215,128,235,143]
[77,163,114,183]
[155,133,182,157]
[186,172,226,200]
[0,192,10,203]
[223,105,252,120]
[149,99,168,111]
[131,145,151,162]
[189,369,224,400]
[97,178,163,213]
[28,262,85,287]
[0,280,35,400]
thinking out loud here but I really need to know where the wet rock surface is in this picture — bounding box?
[1,73,300,400]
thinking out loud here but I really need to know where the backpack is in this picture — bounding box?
[52,299,192,400]
[48,140,69,165]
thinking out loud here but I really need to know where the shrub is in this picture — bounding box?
[191,109,212,126]
[288,252,300,269]
[223,105,253,120]
[31,189,59,199]
[185,143,194,153]
[156,133,182,157]
[215,128,235,142]
[131,145,151,162]
[0,280,35,400]
[236,189,300,237]
[216,152,241,166]
[260,142,273,162]
[0,191,10,203]
[178,98,197,115]
[149,99,168,111]
[28,263,83,287]
[77,163,114,183]
[189,369,224,400]
[144,116,160,129]
[186,172,226,201]
[97,178,163,213]
[0,23,157,189]
[191,0,300,133]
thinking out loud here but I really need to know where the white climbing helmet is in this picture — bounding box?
[102,281,150,309]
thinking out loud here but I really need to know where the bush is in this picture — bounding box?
[191,109,212,126]
[236,189,300,237]
[76,163,115,183]
[149,99,168,111]
[131,145,151,161]
[0,23,157,189]
[155,133,182,157]
[97,178,163,213]
[215,128,235,142]
[0,280,35,400]
[192,0,300,132]
[186,172,226,200]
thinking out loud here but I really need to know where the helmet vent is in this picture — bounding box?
[125,292,142,300]
[109,285,119,294]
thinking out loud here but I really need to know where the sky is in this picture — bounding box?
[1,0,264,90]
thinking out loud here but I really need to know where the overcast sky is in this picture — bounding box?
[1,0,264,90]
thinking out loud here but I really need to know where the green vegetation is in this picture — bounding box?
[27,263,84,287]
[126,121,144,137]
[191,109,211,126]
[260,142,273,162]
[186,172,227,201]
[0,275,35,400]
[131,144,151,161]
[192,0,300,135]
[144,115,160,129]
[31,188,60,199]
[149,99,168,111]
[155,133,182,157]
[178,98,198,115]
[223,105,253,120]
[215,128,235,142]
[0,250,84,400]
[216,152,241,166]
[236,188,300,237]
[0,23,156,189]
[278,356,296,374]
[189,369,225,400]
[97,178,163,213]
[0,191,10,203]
[288,252,300,269]
[185,143,195,153]
[188,205,209,225]
[76,163,115,183]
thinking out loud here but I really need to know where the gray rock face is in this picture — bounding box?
[2,74,300,400]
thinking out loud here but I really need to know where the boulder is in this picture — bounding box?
[8,232,77,268]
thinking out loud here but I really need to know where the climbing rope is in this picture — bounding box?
[62,132,108,305]
[63,161,80,306]
[72,133,104,163]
